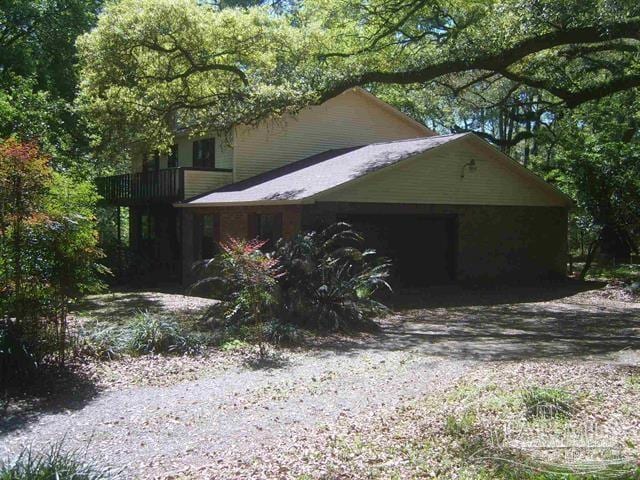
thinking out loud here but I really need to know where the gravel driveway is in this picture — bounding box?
[1,282,638,478]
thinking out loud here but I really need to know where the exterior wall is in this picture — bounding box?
[183,170,233,198]
[302,202,568,281]
[232,89,431,181]
[181,205,302,285]
[320,137,567,207]
[174,133,233,170]
[132,134,234,172]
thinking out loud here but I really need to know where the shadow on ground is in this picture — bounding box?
[1,366,99,435]
[317,280,640,362]
[72,291,215,324]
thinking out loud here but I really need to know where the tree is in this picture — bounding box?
[76,0,640,156]
[549,92,640,267]
[0,138,105,379]
[76,0,320,157]
[0,138,52,322]
[0,0,102,101]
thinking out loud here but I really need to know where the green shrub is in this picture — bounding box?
[192,223,391,346]
[124,312,203,355]
[274,223,391,331]
[263,320,302,346]
[0,443,111,480]
[522,387,575,420]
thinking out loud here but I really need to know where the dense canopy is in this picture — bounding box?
[76,0,640,153]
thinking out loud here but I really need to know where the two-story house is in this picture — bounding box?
[97,88,572,286]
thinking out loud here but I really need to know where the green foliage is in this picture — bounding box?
[585,264,640,283]
[275,223,392,331]
[194,238,281,322]
[81,311,206,358]
[76,0,319,156]
[444,411,478,438]
[219,338,250,352]
[0,442,111,480]
[263,320,303,346]
[0,78,72,162]
[487,459,640,480]
[522,387,575,420]
[193,238,282,355]
[0,1,102,174]
[125,312,204,355]
[76,0,640,156]
[0,139,105,382]
[0,0,102,101]
[551,92,640,260]
[194,223,391,340]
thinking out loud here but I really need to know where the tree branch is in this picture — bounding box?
[318,17,640,103]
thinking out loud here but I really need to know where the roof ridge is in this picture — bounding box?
[362,132,466,147]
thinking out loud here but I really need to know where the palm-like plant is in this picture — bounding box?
[275,223,391,331]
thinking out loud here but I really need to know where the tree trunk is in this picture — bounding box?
[579,239,600,280]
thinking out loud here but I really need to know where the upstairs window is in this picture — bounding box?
[193,138,215,169]
[167,144,178,168]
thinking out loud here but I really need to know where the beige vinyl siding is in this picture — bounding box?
[175,134,233,170]
[233,89,430,181]
[319,137,566,207]
[130,135,234,172]
[183,170,233,199]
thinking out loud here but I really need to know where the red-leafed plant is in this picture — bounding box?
[192,238,282,356]
[0,138,105,382]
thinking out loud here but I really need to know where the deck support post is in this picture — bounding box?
[180,209,195,288]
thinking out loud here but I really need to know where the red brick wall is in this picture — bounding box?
[189,204,302,242]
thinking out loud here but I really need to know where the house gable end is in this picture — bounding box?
[232,88,432,182]
[315,135,571,208]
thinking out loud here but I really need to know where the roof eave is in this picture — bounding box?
[174,198,313,208]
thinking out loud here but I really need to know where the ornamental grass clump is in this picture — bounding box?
[0,442,111,480]
[522,386,575,420]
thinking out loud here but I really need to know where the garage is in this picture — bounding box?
[182,133,572,286]
[339,213,457,287]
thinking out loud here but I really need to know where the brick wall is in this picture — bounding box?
[181,205,302,285]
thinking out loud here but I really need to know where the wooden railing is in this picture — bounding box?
[96,167,234,205]
[97,168,184,204]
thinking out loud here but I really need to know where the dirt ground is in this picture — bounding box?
[1,281,639,479]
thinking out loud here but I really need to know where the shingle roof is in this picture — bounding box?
[182,133,469,206]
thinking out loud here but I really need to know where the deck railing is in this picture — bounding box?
[97,168,184,204]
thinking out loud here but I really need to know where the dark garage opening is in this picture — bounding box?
[340,214,457,287]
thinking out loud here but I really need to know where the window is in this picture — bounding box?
[249,213,283,249]
[168,144,178,168]
[195,214,219,259]
[192,138,215,169]
[140,213,155,241]
[142,151,160,172]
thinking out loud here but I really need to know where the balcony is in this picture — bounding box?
[97,167,233,205]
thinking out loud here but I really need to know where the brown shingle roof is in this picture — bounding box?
[182,133,468,206]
